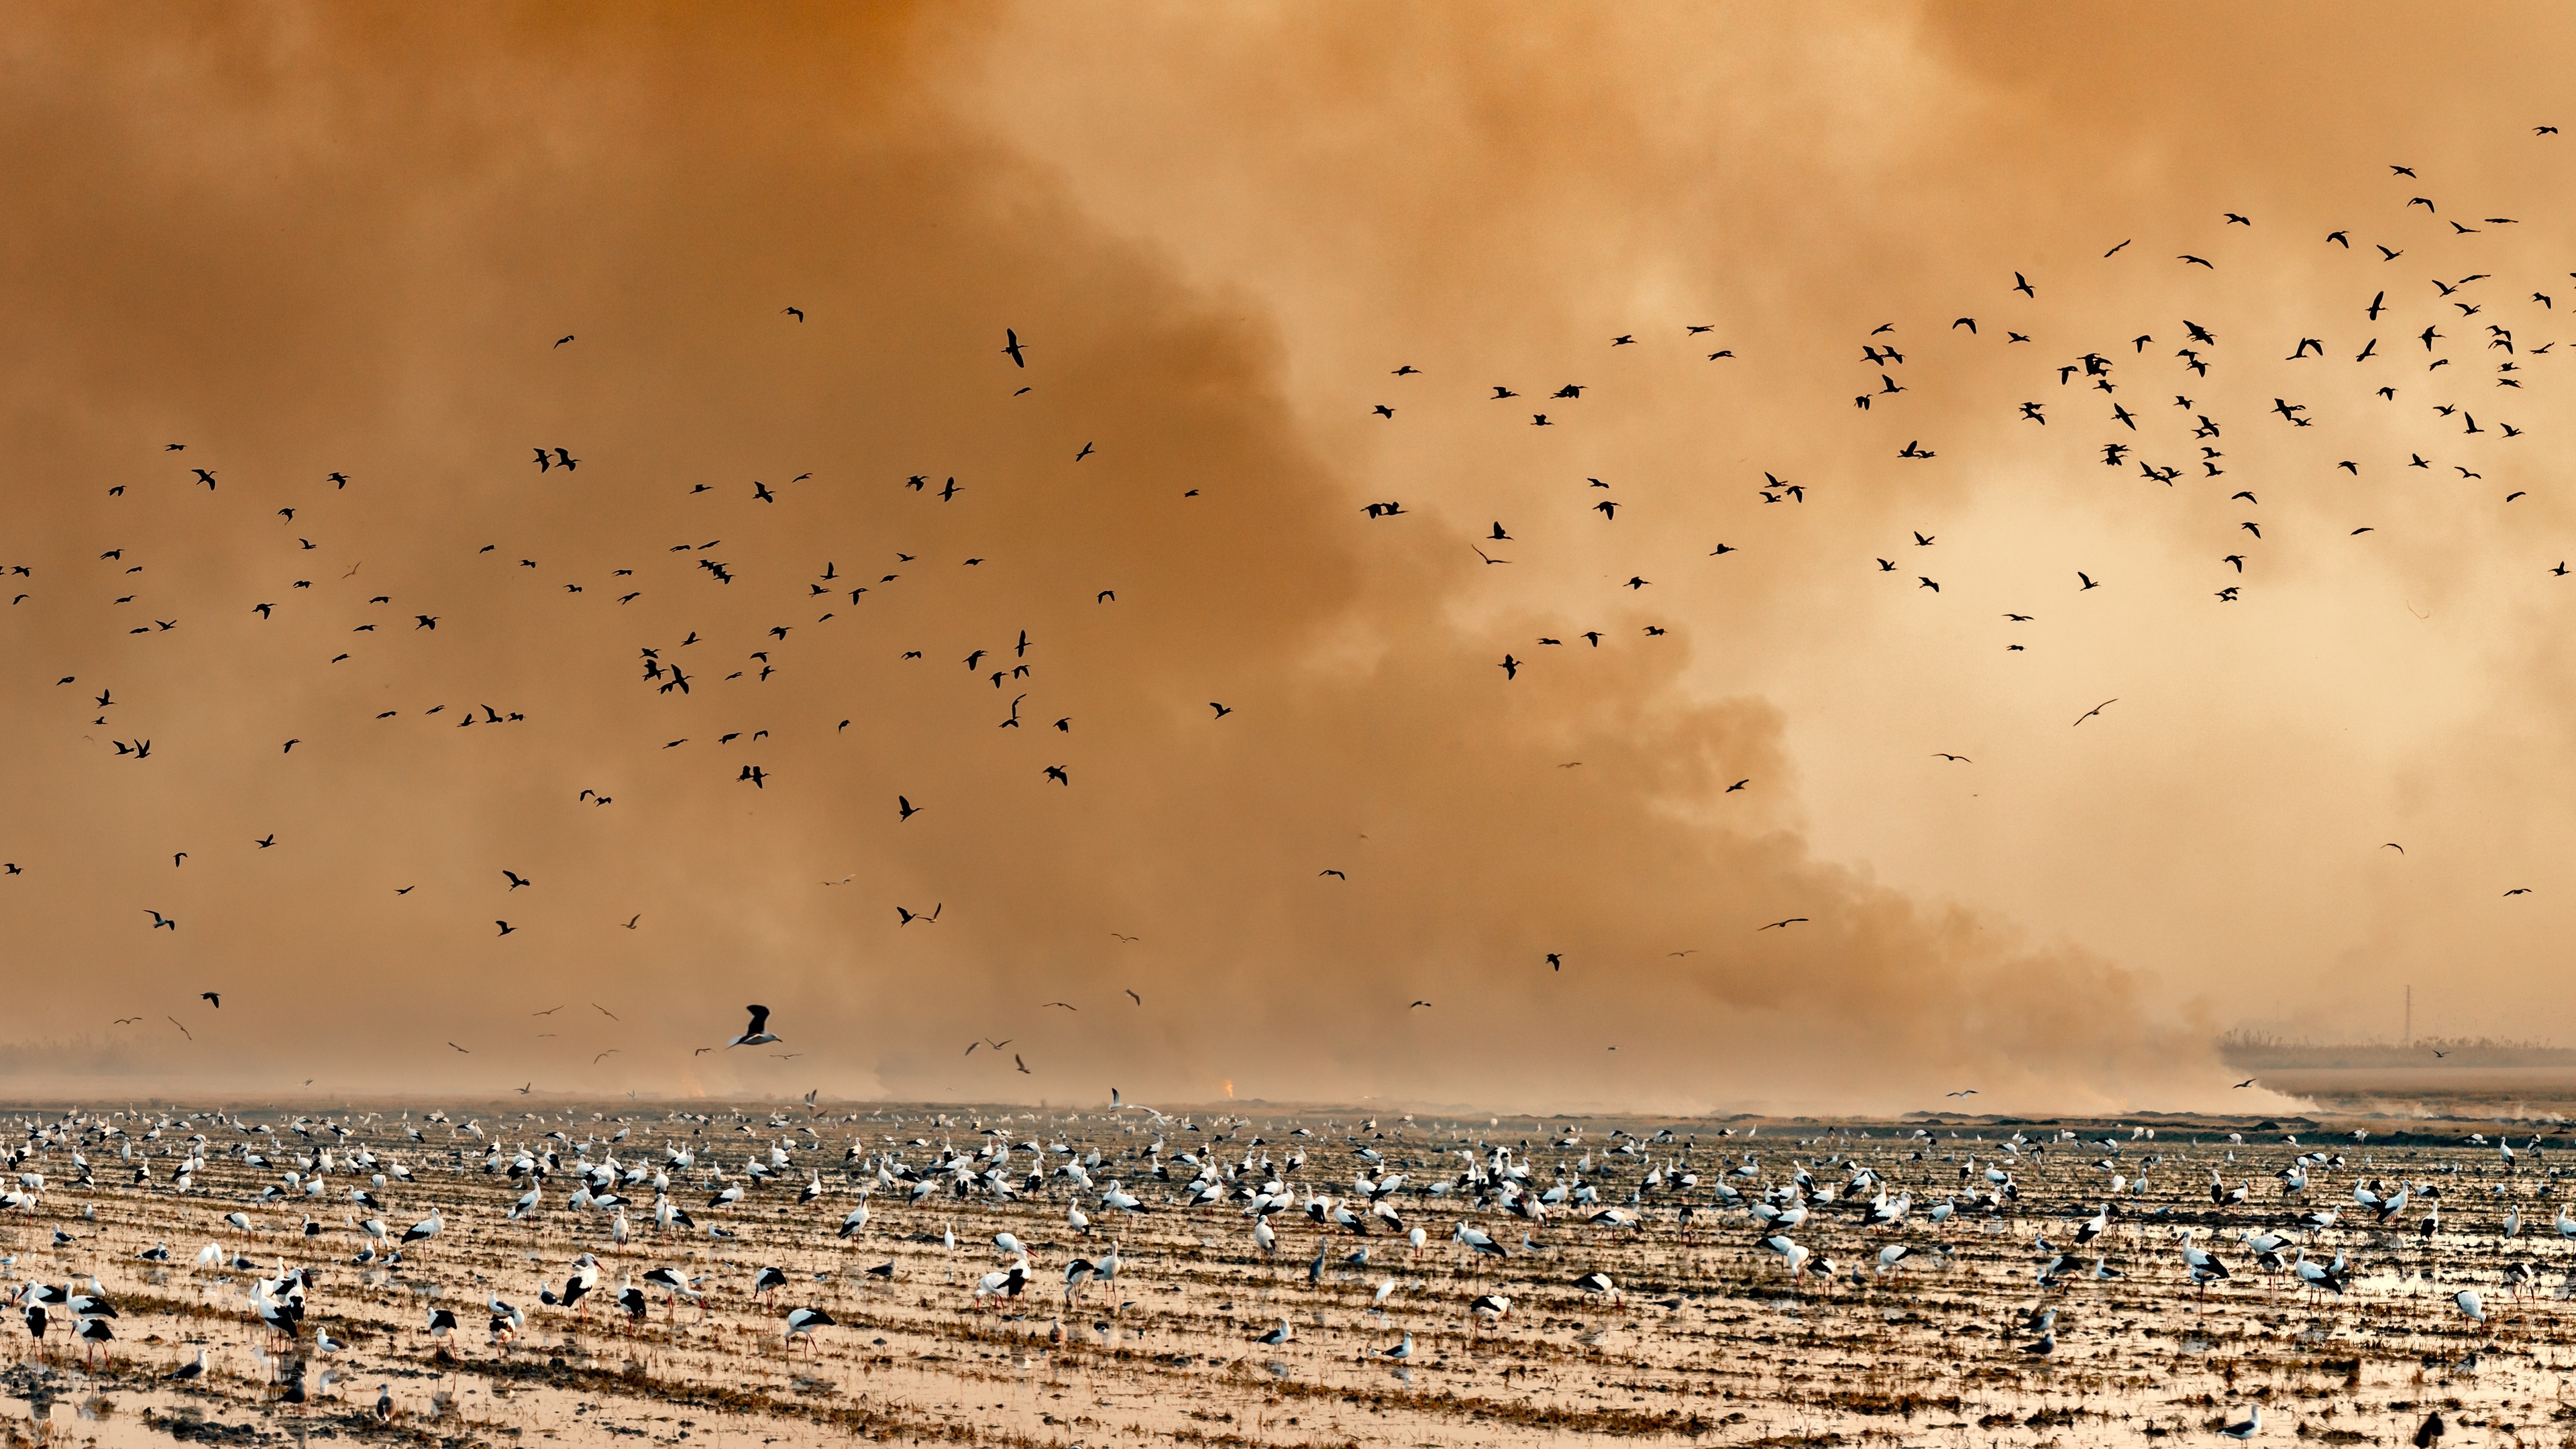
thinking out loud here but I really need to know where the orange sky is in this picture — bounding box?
[3,4,2571,1113]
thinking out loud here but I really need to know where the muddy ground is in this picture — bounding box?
[1,1099,2571,1448]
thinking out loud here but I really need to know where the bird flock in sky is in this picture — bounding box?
[7,125,2570,1100]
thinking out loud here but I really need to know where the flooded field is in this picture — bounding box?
[2,1099,2573,1449]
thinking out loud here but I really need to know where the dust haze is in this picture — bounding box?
[5,5,2569,1113]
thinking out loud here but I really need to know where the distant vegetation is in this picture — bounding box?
[2221,1028,2576,1069]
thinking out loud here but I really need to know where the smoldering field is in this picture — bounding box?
[5,1096,2576,1449]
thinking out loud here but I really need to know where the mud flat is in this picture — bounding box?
[0,1101,2570,1448]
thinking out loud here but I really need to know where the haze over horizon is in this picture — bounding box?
[5,4,2573,1116]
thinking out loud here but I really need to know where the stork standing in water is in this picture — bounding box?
[785,1307,833,1356]
[641,1266,702,1319]
[548,1253,601,1319]
[1453,1220,1505,1263]
[590,1274,634,1332]
[972,1258,1029,1311]
[70,1309,109,1361]
[400,1207,444,1250]
[2177,1228,2229,1305]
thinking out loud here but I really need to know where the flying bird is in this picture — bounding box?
[729,1005,781,1047]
